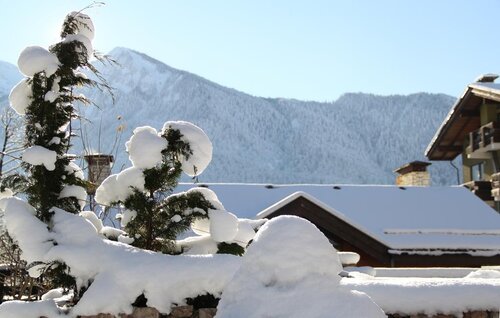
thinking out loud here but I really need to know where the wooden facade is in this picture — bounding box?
[265,195,500,267]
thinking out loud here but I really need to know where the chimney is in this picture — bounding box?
[84,154,114,194]
[394,161,431,186]
[475,73,499,83]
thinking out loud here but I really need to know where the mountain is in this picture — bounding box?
[0,61,22,102]
[0,48,459,185]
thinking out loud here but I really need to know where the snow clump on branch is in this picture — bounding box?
[95,167,145,206]
[125,126,168,169]
[163,121,213,177]
[9,79,32,115]
[22,146,58,171]
[17,46,60,77]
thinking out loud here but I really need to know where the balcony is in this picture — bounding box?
[466,122,500,159]
[462,180,494,202]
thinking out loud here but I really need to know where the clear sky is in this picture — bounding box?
[1,0,499,101]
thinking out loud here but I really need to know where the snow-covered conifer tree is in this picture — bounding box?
[8,8,110,290]
[95,122,249,254]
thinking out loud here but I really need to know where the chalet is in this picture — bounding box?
[177,183,500,267]
[425,74,500,205]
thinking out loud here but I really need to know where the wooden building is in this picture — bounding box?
[425,74,500,205]
[177,183,500,267]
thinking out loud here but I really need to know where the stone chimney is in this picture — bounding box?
[84,154,114,194]
[394,161,431,186]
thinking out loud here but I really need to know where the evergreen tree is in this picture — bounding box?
[8,8,111,292]
[96,123,219,253]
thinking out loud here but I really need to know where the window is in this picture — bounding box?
[471,162,484,181]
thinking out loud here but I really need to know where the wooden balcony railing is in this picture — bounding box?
[468,122,500,153]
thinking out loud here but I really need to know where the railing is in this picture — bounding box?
[468,122,500,152]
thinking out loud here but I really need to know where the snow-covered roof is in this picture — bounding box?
[177,183,500,252]
[426,80,500,160]
[469,82,500,94]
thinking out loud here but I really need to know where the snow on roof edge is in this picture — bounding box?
[469,82,500,95]
[424,86,470,157]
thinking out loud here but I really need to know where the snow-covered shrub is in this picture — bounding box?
[0,196,242,316]
[0,6,264,316]
[95,122,256,255]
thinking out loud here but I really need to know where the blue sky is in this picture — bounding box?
[1,0,499,101]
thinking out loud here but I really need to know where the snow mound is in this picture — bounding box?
[65,11,95,41]
[233,219,261,246]
[0,202,241,316]
[339,251,361,266]
[343,275,500,315]
[125,126,168,169]
[465,269,500,279]
[9,78,32,115]
[95,167,145,205]
[100,226,126,240]
[41,288,64,301]
[183,203,264,254]
[237,215,342,284]
[95,174,120,205]
[177,235,219,255]
[0,188,13,200]
[0,197,53,277]
[163,121,212,177]
[17,46,60,77]
[47,209,240,315]
[22,145,57,171]
[208,210,238,243]
[80,211,103,232]
[51,208,99,245]
[0,300,61,318]
[216,216,386,318]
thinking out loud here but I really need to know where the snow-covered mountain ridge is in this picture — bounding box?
[0,61,22,100]
[0,47,458,185]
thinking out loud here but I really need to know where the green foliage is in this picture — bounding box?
[217,242,245,256]
[186,293,220,310]
[9,10,112,296]
[13,12,111,222]
[119,129,213,253]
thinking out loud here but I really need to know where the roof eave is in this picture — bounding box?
[425,87,471,160]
